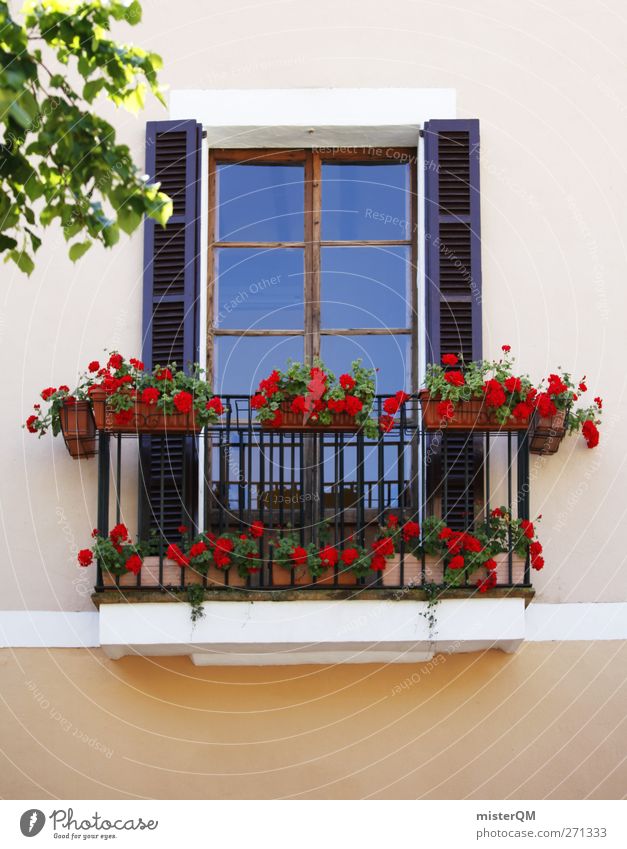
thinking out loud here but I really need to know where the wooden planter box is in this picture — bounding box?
[90,387,201,434]
[529,409,567,455]
[262,400,359,432]
[381,552,526,587]
[419,390,531,432]
[59,400,97,459]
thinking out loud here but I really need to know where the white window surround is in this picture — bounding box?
[2,605,627,664]
[176,87,456,519]
[169,87,456,147]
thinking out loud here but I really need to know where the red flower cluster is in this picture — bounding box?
[379,390,410,432]
[582,420,599,449]
[173,390,193,414]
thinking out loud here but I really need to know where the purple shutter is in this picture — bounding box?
[424,119,482,528]
[140,120,202,539]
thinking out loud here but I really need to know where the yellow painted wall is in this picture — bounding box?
[1,643,625,799]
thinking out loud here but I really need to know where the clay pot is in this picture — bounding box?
[262,400,359,432]
[90,387,201,434]
[381,552,526,588]
[59,400,97,459]
[419,390,531,431]
[529,409,567,455]
[101,556,204,588]
[269,562,312,587]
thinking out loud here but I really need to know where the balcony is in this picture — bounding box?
[93,395,533,594]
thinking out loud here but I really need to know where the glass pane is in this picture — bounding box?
[215,248,304,330]
[322,162,411,240]
[321,246,411,329]
[217,163,304,242]
[321,334,411,394]
[215,335,303,393]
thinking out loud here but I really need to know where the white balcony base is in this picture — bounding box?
[99,598,525,665]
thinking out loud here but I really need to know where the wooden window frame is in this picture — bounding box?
[207,147,418,390]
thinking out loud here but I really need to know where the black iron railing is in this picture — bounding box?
[94,395,532,591]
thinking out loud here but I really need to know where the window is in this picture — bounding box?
[208,148,417,394]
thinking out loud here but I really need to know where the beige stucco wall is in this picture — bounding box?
[2,0,627,609]
[1,642,625,799]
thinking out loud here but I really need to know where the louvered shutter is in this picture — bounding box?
[424,119,482,529]
[139,120,202,539]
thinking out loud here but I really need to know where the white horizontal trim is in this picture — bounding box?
[0,611,99,648]
[526,603,627,641]
[169,87,456,147]
[0,603,625,661]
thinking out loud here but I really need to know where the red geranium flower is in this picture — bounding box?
[437,400,455,420]
[536,392,557,418]
[502,344,511,352]
[251,394,267,409]
[395,390,410,405]
[504,376,522,394]
[178,525,189,534]
[189,541,207,559]
[438,527,453,539]
[491,507,503,518]
[383,396,401,415]
[125,554,142,575]
[483,379,506,408]
[341,547,359,566]
[594,397,603,409]
[547,373,568,396]
[444,370,465,387]
[339,374,355,391]
[319,545,338,568]
[250,520,264,538]
[108,353,123,371]
[520,519,534,540]
[379,414,395,432]
[344,396,363,416]
[291,395,308,415]
[512,402,533,420]
[155,367,173,381]
[206,397,224,416]
[40,387,56,401]
[448,554,465,570]
[110,523,129,544]
[269,410,283,428]
[402,521,420,542]
[387,514,399,528]
[442,353,459,366]
[26,415,38,433]
[173,391,193,414]
[290,546,308,566]
[532,556,545,571]
[578,380,587,392]
[114,409,134,427]
[484,558,497,571]
[463,534,482,553]
[77,549,93,567]
[370,553,387,571]
[328,398,346,413]
[582,420,599,448]
[141,387,160,405]
[88,360,100,373]
[167,543,189,567]
[530,541,543,559]
[130,358,144,370]
[372,536,394,557]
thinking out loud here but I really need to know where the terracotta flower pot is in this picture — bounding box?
[529,409,567,455]
[262,400,359,432]
[59,400,97,459]
[419,390,531,432]
[90,387,201,434]
[270,562,312,587]
[312,567,358,587]
[381,552,526,587]
[101,556,204,588]
[205,564,249,588]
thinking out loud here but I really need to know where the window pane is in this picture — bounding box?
[215,335,303,393]
[322,163,411,240]
[321,334,411,394]
[217,164,304,242]
[321,246,411,329]
[215,248,304,330]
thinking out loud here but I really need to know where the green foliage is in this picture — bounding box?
[0,1,170,273]
[186,585,206,624]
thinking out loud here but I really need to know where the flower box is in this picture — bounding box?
[101,556,204,588]
[59,400,97,459]
[419,390,531,431]
[262,400,359,432]
[270,563,312,587]
[381,552,526,587]
[529,409,567,455]
[90,387,202,434]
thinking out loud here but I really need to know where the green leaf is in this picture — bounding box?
[6,249,34,275]
[0,234,17,253]
[68,240,92,262]
[83,78,106,103]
